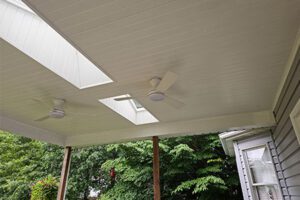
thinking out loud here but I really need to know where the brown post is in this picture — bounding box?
[57,146,72,200]
[152,136,161,200]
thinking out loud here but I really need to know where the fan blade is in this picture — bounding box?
[65,100,98,110]
[31,98,52,109]
[67,111,97,117]
[114,96,134,101]
[164,95,184,109]
[156,71,178,92]
[35,115,50,121]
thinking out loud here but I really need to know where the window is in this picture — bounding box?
[243,146,282,200]
[234,134,284,200]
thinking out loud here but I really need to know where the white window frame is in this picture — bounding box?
[236,135,283,200]
[242,145,280,199]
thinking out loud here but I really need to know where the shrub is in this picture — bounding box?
[31,175,59,200]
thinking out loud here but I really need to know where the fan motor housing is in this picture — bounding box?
[148,91,165,101]
[50,109,65,118]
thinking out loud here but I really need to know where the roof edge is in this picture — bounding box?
[219,127,272,156]
[272,27,300,110]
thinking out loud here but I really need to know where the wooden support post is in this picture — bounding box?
[57,146,72,200]
[152,136,161,200]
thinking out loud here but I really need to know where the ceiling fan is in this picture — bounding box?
[33,98,96,121]
[114,71,184,108]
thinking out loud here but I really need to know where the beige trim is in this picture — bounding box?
[219,128,271,156]
[0,114,65,146]
[290,99,300,144]
[66,110,275,146]
[0,110,274,147]
[272,28,300,110]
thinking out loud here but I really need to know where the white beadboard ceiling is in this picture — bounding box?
[0,0,113,89]
[0,0,300,146]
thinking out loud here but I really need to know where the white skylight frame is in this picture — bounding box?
[0,0,112,89]
[99,94,159,125]
[130,99,146,112]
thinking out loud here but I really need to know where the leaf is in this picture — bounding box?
[173,176,227,194]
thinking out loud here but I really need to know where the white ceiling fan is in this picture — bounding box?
[114,71,184,108]
[33,98,96,121]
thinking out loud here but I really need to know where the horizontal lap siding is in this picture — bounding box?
[273,47,300,200]
[269,140,290,197]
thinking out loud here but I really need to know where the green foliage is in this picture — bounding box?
[0,130,242,200]
[173,176,226,194]
[31,175,58,200]
[66,146,110,199]
[0,131,45,200]
[99,141,154,200]
[97,134,242,200]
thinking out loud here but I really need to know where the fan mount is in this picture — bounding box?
[114,71,184,108]
[33,97,97,122]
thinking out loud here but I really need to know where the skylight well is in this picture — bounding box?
[0,0,112,89]
[131,99,145,111]
[99,95,159,125]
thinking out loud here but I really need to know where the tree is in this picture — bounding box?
[30,175,59,200]
[66,146,111,200]
[168,135,241,199]
[99,141,154,200]
[98,134,242,200]
[0,131,45,200]
[0,130,242,200]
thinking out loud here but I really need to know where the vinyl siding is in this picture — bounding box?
[272,47,300,200]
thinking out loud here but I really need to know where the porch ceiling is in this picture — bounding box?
[0,0,299,146]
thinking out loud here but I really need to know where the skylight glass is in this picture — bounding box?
[99,95,159,125]
[0,0,112,89]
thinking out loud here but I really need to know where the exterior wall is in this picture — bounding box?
[269,137,290,199]
[272,47,300,200]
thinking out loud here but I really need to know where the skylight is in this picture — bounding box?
[99,95,159,125]
[0,0,112,89]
